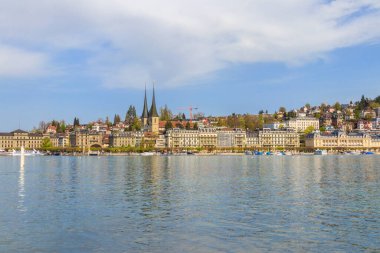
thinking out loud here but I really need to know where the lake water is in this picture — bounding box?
[0,155,379,252]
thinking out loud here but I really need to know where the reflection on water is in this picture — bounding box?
[17,155,26,212]
[0,155,380,252]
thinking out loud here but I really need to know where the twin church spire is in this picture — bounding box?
[141,84,159,133]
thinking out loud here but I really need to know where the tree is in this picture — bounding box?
[217,118,227,127]
[320,103,327,113]
[165,121,173,130]
[176,122,184,129]
[113,114,121,126]
[333,102,342,111]
[125,105,137,124]
[38,121,48,132]
[304,126,315,134]
[59,121,66,133]
[354,109,361,120]
[369,102,380,109]
[128,117,141,131]
[288,111,297,118]
[41,137,52,148]
[375,95,380,104]
[193,112,204,120]
[279,107,286,113]
[160,105,173,121]
[358,94,369,110]
[320,126,326,132]
[105,116,111,127]
[193,122,199,130]
[305,103,311,109]
[185,121,191,130]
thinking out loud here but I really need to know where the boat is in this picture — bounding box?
[314,149,327,155]
[345,151,361,155]
[253,151,263,155]
[363,151,374,155]
[275,151,286,156]
[266,151,273,156]
[186,151,195,155]
[10,147,43,156]
[88,151,101,156]
[141,152,155,156]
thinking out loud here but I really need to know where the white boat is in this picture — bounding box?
[10,147,42,156]
[345,151,361,155]
[140,152,155,156]
[314,149,327,155]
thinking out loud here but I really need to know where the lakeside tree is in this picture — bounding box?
[41,137,52,148]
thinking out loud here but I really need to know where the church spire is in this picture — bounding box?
[141,84,149,119]
[149,83,159,117]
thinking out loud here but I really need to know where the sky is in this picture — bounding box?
[1,0,380,131]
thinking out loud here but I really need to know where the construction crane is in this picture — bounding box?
[177,106,198,122]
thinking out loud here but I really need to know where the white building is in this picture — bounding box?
[286,117,319,132]
[246,128,299,148]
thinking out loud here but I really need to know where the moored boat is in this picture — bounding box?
[314,149,327,155]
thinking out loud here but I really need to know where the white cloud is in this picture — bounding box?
[0,0,379,87]
[0,45,48,77]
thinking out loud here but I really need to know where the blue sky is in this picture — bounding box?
[1,0,380,131]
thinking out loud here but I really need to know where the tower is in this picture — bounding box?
[141,86,149,130]
[148,86,159,134]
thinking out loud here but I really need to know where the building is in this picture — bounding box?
[50,134,70,148]
[165,129,199,148]
[286,117,320,132]
[109,132,138,147]
[199,128,217,148]
[263,122,283,130]
[357,120,373,130]
[0,129,49,149]
[155,134,166,149]
[246,128,300,149]
[69,130,103,149]
[142,86,159,134]
[217,128,246,148]
[305,131,376,149]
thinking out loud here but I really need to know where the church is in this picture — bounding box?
[141,87,159,134]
